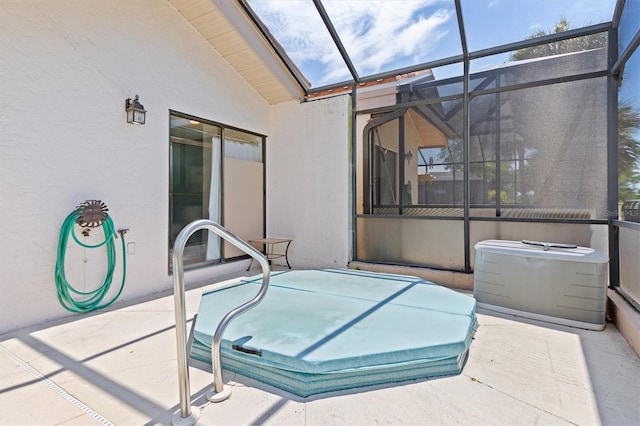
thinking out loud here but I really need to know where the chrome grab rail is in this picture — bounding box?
[172,220,271,426]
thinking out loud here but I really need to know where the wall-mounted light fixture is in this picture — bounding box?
[405,150,413,164]
[125,95,146,125]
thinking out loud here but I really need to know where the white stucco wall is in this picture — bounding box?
[0,0,271,334]
[267,96,351,268]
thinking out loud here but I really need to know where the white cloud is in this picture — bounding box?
[248,0,454,85]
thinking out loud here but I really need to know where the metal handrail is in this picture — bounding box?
[172,220,271,426]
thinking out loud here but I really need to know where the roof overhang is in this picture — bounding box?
[169,0,308,105]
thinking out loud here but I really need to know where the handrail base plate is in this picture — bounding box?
[207,386,232,403]
[172,406,200,426]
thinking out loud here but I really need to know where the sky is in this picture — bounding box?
[246,0,617,88]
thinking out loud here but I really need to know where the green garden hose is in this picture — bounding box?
[54,210,127,313]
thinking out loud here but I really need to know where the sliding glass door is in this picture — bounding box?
[169,112,264,269]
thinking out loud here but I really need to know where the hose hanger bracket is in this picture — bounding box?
[55,200,127,313]
[75,200,109,228]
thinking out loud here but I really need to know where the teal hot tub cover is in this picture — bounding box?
[190,269,477,397]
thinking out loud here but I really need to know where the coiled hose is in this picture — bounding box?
[54,210,126,312]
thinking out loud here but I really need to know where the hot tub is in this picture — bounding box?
[190,269,477,397]
[474,240,608,330]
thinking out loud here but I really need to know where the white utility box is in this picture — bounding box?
[474,240,608,330]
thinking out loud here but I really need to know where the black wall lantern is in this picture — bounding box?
[125,95,146,125]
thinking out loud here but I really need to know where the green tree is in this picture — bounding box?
[511,19,640,204]
[433,20,639,208]
[618,103,640,201]
[510,18,607,61]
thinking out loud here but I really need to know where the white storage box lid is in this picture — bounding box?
[474,239,608,263]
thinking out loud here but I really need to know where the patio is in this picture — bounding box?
[2,0,640,424]
[2,268,639,425]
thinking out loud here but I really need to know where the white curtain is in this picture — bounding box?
[224,139,261,162]
[206,136,221,260]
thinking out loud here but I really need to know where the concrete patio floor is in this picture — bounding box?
[1,269,639,426]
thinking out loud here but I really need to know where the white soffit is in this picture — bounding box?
[168,0,306,105]
[407,109,447,148]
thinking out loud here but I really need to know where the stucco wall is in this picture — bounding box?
[268,97,351,269]
[0,0,271,333]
